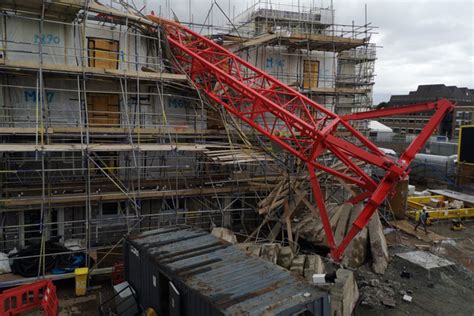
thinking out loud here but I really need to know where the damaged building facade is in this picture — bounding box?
[0,0,376,278]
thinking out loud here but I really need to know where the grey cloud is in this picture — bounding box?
[334,0,474,103]
[144,0,473,104]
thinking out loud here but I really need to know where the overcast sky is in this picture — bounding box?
[146,0,474,104]
[334,0,474,104]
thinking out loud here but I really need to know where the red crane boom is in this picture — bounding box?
[147,15,454,260]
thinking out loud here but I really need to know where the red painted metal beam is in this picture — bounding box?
[148,15,455,261]
[342,101,445,121]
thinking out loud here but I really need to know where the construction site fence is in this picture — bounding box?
[0,280,58,316]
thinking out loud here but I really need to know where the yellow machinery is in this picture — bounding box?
[407,194,474,222]
[451,219,465,231]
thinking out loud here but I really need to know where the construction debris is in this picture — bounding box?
[396,251,454,270]
[312,274,327,284]
[304,255,326,282]
[238,242,330,287]
[235,242,262,257]
[289,255,306,276]
[210,227,237,244]
[334,203,353,245]
[330,269,359,316]
[276,246,294,269]
[368,213,390,274]
[342,205,369,268]
[382,297,396,308]
[0,0,471,315]
[260,243,281,264]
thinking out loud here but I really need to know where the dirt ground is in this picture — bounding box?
[23,276,114,316]
[355,220,474,316]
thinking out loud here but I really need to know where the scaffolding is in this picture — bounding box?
[0,0,378,284]
[205,0,378,132]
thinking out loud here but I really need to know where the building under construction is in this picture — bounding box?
[1,1,474,316]
[0,0,377,278]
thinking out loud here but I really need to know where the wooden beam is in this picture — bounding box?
[0,60,186,81]
[0,127,229,136]
[0,143,210,152]
[0,185,264,208]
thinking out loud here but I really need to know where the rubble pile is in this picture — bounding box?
[357,266,403,309]
[237,241,360,316]
[236,242,327,282]
[295,204,390,273]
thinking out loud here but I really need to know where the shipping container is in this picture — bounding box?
[124,226,330,316]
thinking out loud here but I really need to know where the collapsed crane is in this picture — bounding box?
[147,15,454,260]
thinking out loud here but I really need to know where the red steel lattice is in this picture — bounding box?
[148,15,454,260]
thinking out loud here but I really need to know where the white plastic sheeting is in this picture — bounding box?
[368,120,393,132]
[0,15,153,71]
[0,252,11,274]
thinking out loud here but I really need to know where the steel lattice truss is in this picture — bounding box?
[148,15,454,260]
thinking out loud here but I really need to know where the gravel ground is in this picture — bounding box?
[355,244,474,316]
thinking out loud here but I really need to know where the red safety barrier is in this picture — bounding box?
[41,282,58,316]
[0,280,58,316]
[112,261,124,286]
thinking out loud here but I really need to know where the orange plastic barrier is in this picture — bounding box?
[112,262,124,286]
[0,280,58,315]
[41,281,58,316]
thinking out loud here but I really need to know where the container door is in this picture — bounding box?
[169,281,181,316]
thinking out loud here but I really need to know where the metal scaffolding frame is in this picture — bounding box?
[0,0,385,283]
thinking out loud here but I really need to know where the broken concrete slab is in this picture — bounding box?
[334,203,352,245]
[368,212,389,275]
[235,242,261,257]
[316,205,344,244]
[396,251,454,270]
[276,246,294,269]
[296,216,325,245]
[211,227,237,244]
[342,204,368,268]
[304,254,326,282]
[297,203,348,247]
[382,297,396,308]
[331,269,359,316]
[260,243,281,264]
[290,255,306,276]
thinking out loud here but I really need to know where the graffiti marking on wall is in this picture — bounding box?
[265,57,285,70]
[168,98,190,108]
[34,34,61,45]
[24,90,55,103]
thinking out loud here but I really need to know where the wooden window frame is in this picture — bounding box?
[303,59,320,90]
[87,37,120,69]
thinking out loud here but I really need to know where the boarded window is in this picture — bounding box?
[87,94,120,127]
[303,60,319,90]
[88,38,119,69]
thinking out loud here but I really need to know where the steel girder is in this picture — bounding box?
[147,15,454,260]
